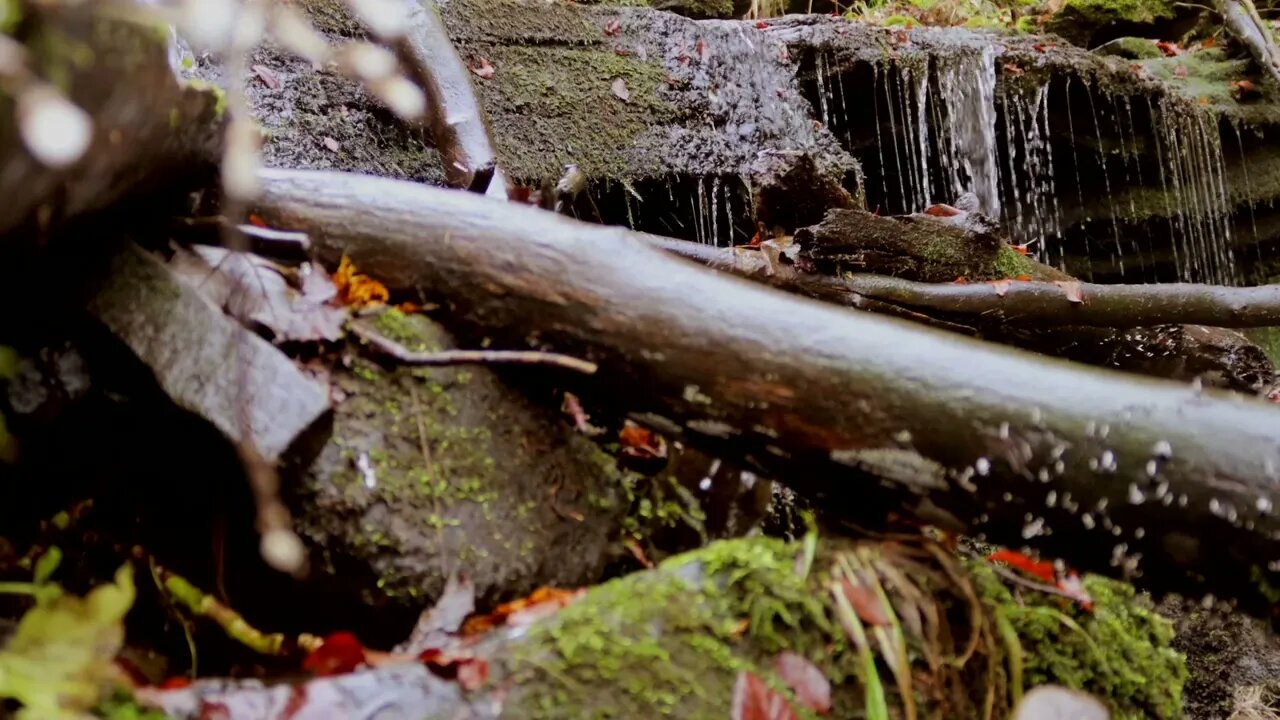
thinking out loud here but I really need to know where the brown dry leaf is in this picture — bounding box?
[470,57,496,79]
[619,420,665,458]
[170,246,348,343]
[612,77,630,101]
[989,279,1012,297]
[838,579,889,626]
[731,670,798,720]
[461,587,586,636]
[333,255,391,309]
[251,64,282,90]
[322,136,340,152]
[1054,280,1085,304]
[772,652,831,714]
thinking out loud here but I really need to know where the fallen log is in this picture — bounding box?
[254,168,1280,620]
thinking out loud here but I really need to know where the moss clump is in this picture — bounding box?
[503,537,849,719]
[993,244,1040,278]
[1094,36,1165,60]
[972,562,1186,719]
[1047,0,1174,44]
[1244,327,1280,367]
[1,0,20,35]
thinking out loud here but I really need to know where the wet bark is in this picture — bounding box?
[253,168,1280,620]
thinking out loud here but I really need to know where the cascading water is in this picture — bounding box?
[936,47,1001,218]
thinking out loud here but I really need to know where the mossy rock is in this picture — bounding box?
[496,536,1187,719]
[1094,36,1165,59]
[1046,0,1177,46]
[293,311,630,610]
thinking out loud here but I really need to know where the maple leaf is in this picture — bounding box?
[772,652,831,714]
[731,670,798,720]
[989,279,1012,297]
[302,631,367,676]
[1155,40,1181,57]
[469,57,496,79]
[619,420,665,459]
[836,579,889,626]
[1054,280,1085,304]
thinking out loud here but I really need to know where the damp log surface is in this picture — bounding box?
[255,169,1280,620]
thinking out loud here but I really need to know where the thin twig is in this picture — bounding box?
[351,322,598,374]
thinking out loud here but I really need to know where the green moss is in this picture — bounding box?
[993,245,1040,278]
[504,537,849,719]
[1244,327,1280,367]
[1094,36,1164,60]
[373,308,442,352]
[1,0,20,35]
[972,563,1186,719]
[1047,0,1174,43]
[183,79,227,117]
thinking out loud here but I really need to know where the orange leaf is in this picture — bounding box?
[1054,280,1085,304]
[772,652,831,714]
[1202,34,1217,49]
[303,631,367,676]
[989,279,1012,297]
[333,255,390,309]
[1015,274,1033,281]
[1010,243,1031,256]
[461,586,586,635]
[923,203,961,217]
[619,420,665,458]
[838,579,889,626]
[1002,63,1024,75]
[953,276,968,284]
[1155,40,1182,57]
[986,549,1056,583]
[732,670,798,720]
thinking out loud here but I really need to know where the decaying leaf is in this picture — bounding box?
[612,77,630,101]
[922,203,961,217]
[836,579,889,627]
[1054,280,1085,304]
[619,420,666,459]
[461,587,586,636]
[731,670,798,720]
[470,57,496,79]
[0,566,134,720]
[772,652,831,714]
[169,246,348,343]
[251,64,282,90]
[333,255,391,309]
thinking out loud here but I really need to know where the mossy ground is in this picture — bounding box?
[498,536,1186,719]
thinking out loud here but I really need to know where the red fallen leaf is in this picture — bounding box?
[1010,243,1032,256]
[1054,280,1085,304]
[953,276,968,284]
[837,579,889,626]
[619,420,665,458]
[755,20,769,28]
[732,670,798,720]
[695,38,708,61]
[303,631,367,676]
[251,64,282,90]
[456,658,489,691]
[1174,64,1188,79]
[1155,40,1182,57]
[612,77,630,101]
[158,676,192,690]
[469,57,496,79]
[1033,42,1056,53]
[922,202,961,217]
[987,549,1056,583]
[772,652,831,714]
[989,279,1012,297]
[322,136,340,153]
[603,19,622,36]
[247,213,269,227]
[1003,63,1024,75]
[1234,79,1262,101]
[1016,274,1033,281]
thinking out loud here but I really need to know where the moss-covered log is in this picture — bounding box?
[253,168,1280,620]
[140,536,1188,719]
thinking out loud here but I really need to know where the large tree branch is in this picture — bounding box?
[253,168,1280,620]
